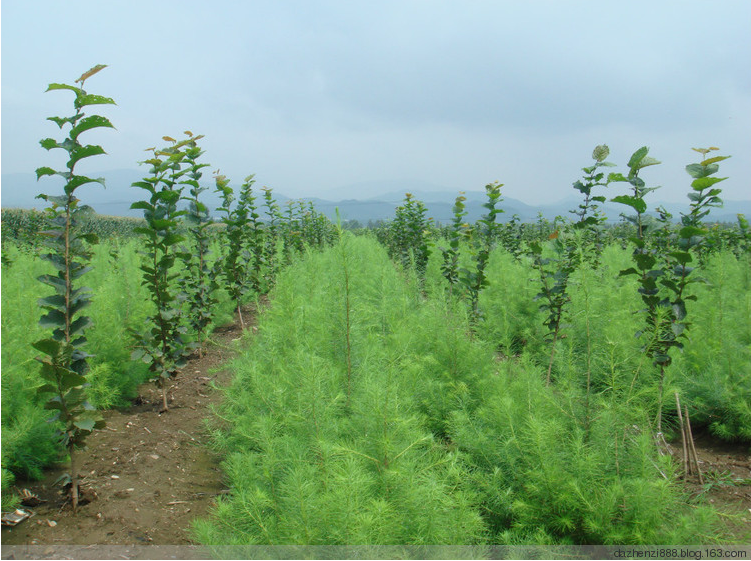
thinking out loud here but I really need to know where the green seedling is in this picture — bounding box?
[130,135,192,412]
[571,144,616,267]
[261,186,282,288]
[459,182,503,321]
[439,193,468,297]
[178,132,218,357]
[390,193,432,286]
[612,146,728,434]
[33,64,114,509]
[215,172,260,328]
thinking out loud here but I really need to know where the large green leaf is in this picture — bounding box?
[46,83,84,96]
[690,176,726,191]
[74,93,116,109]
[47,115,80,129]
[607,172,629,183]
[69,265,93,280]
[130,201,154,211]
[38,294,67,309]
[678,225,705,239]
[40,138,61,151]
[32,338,62,357]
[69,315,93,336]
[67,144,106,171]
[73,418,97,432]
[65,175,106,192]
[61,371,87,388]
[35,166,58,179]
[70,115,115,141]
[685,163,719,179]
[627,146,650,169]
[40,309,67,329]
[611,195,647,214]
[633,253,656,270]
[636,156,661,170]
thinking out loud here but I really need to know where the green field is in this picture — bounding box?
[3,208,749,545]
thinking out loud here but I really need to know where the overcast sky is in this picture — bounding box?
[2,0,750,204]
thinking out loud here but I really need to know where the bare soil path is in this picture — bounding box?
[1,305,257,548]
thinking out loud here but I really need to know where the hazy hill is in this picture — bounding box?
[2,171,749,224]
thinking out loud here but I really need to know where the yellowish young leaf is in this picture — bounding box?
[75,64,107,84]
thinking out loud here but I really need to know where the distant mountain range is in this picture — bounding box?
[2,170,749,225]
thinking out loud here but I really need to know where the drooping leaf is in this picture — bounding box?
[46,83,85,96]
[67,144,106,171]
[690,176,726,191]
[66,175,106,192]
[611,195,647,214]
[70,115,115,141]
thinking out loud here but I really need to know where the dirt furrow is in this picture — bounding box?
[2,308,253,547]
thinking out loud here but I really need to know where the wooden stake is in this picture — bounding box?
[674,393,689,476]
[684,406,704,485]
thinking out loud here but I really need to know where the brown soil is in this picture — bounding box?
[680,432,751,542]
[1,305,258,548]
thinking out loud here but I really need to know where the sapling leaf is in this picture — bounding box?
[690,176,726,191]
[611,195,647,214]
[40,138,61,151]
[66,175,106,191]
[700,155,730,166]
[685,163,719,179]
[32,338,62,356]
[70,115,115,140]
[75,64,108,84]
[592,144,610,162]
[35,166,58,179]
[67,144,106,170]
[46,83,84,96]
[74,93,116,109]
[72,418,97,432]
[627,146,650,169]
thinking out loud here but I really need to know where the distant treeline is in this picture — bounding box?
[1,207,147,245]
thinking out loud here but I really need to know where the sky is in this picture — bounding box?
[2,0,750,205]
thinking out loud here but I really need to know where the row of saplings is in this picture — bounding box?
[30,65,337,508]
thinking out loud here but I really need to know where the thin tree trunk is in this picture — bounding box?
[656,365,665,434]
[69,446,78,511]
[546,328,560,386]
[237,304,245,330]
[162,382,169,412]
